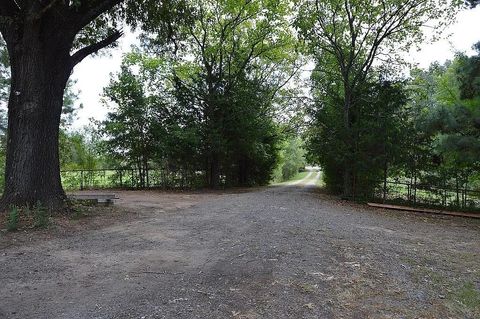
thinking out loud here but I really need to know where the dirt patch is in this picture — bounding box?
[0,190,219,250]
[1,185,479,318]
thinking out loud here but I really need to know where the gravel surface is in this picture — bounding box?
[1,173,479,319]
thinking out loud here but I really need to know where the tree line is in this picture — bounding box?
[300,0,480,207]
[0,0,476,210]
[306,47,480,205]
[96,0,301,188]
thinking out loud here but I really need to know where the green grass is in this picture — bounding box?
[272,171,309,185]
[405,259,480,317]
[33,202,49,228]
[315,171,325,187]
[448,282,480,315]
[6,206,19,231]
[287,171,310,183]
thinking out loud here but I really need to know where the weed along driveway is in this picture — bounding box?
[1,177,480,318]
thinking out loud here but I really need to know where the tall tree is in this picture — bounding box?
[0,36,83,190]
[155,0,299,187]
[415,46,480,193]
[296,0,460,198]
[0,1,124,209]
[0,0,181,209]
[100,51,178,187]
[0,37,8,190]
[0,36,8,109]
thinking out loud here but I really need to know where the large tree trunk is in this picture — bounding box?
[204,99,221,189]
[342,93,354,199]
[0,23,72,211]
[208,154,220,188]
[0,0,123,212]
[238,156,247,186]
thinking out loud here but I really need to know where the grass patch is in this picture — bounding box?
[448,282,480,315]
[407,261,480,317]
[289,171,309,182]
[272,171,309,185]
[315,171,324,187]
[6,206,19,231]
[298,283,317,294]
[69,202,93,220]
[71,209,88,220]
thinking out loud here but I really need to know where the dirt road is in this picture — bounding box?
[1,174,479,318]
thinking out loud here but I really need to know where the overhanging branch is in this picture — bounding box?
[0,0,20,18]
[75,0,125,31]
[29,0,61,20]
[70,30,122,67]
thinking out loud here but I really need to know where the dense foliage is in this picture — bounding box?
[273,136,306,182]
[98,0,300,188]
[411,49,480,190]
[296,0,461,197]
[305,41,480,207]
[306,79,409,196]
[0,0,203,208]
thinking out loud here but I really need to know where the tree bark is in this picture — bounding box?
[0,21,73,211]
[208,154,220,188]
[238,155,248,186]
[342,91,354,199]
[0,1,123,211]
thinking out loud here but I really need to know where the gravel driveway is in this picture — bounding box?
[1,173,479,318]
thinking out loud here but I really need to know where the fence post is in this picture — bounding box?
[413,176,417,206]
[80,170,84,190]
[456,179,460,207]
[146,166,150,188]
[443,183,447,207]
[407,184,411,202]
[382,179,387,203]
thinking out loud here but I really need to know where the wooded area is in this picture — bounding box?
[0,0,479,212]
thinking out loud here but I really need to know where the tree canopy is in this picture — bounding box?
[98,0,300,188]
[295,0,462,197]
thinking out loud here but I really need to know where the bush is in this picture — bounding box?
[273,137,306,182]
[6,206,19,231]
[33,202,49,228]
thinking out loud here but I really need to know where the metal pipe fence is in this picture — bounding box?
[62,169,480,211]
[61,168,206,191]
[370,180,480,211]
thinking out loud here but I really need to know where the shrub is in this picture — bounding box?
[6,206,19,231]
[33,202,49,228]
